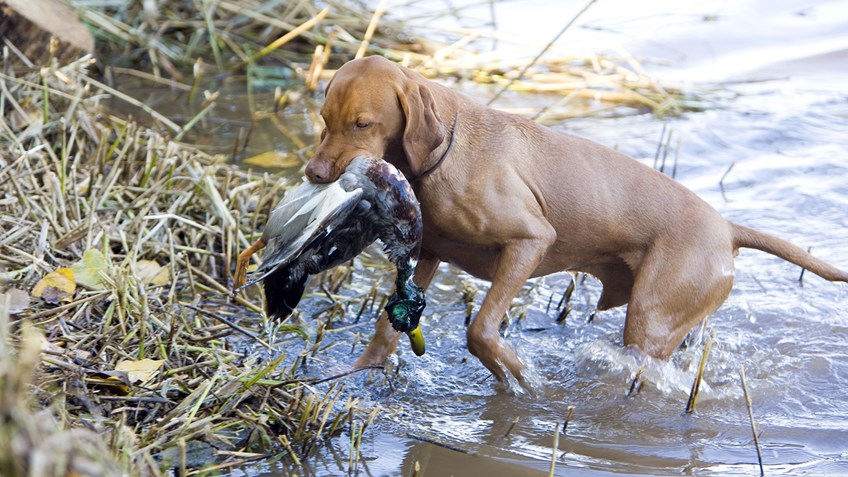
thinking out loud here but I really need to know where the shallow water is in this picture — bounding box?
[113,1,848,475]
[253,85,848,473]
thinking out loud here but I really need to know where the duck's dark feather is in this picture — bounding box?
[242,156,424,326]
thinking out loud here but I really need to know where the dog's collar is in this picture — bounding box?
[410,112,458,184]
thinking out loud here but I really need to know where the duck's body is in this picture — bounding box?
[233,156,426,350]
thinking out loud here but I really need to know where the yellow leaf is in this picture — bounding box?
[243,151,301,169]
[70,249,108,290]
[150,264,170,287]
[31,268,76,304]
[133,260,170,286]
[115,358,165,384]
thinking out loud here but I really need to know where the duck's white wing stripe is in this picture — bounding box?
[248,185,363,285]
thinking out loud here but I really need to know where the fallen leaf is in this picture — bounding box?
[115,358,164,384]
[32,268,76,304]
[85,370,131,395]
[133,260,170,286]
[0,288,31,314]
[150,264,170,286]
[243,151,301,169]
[70,248,108,290]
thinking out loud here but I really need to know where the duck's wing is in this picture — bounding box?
[244,183,364,287]
[262,181,331,245]
[363,159,424,263]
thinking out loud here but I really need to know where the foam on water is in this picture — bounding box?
[573,340,705,397]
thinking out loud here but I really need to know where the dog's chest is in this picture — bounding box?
[425,238,499,281]
[417,204,499,281]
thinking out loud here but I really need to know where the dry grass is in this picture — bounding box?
[0,56,380,475]
[69,0,693,120]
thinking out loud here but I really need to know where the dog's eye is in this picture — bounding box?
[355,120,371,129]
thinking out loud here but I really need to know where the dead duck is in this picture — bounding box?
[232,155,426,355]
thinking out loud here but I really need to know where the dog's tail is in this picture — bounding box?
[731,223,848,282]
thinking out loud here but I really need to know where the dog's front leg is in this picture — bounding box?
[467,230,555,386]
[354,250,441,368]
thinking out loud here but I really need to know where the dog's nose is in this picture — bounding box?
[305,160,332,183]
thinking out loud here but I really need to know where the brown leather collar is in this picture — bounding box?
[410,112,458,184]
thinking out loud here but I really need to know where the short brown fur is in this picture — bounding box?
[305,56,848,384]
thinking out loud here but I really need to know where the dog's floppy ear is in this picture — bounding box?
[397,80,445,177]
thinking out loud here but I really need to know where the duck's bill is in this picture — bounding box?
[406,327,425,356]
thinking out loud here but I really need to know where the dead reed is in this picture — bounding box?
[740,366,765,476]
[71,0,693,121]
[0,56,377,475]
[685,330,715,414]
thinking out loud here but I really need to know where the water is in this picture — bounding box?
[113,0,848,475]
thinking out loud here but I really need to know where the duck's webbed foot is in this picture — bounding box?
[232,238,266,294]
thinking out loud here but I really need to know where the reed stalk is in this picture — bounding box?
[740,366,765,476]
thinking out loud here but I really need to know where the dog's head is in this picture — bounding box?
[305,56,446,183]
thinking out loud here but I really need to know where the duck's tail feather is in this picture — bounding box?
[264,270,307,321]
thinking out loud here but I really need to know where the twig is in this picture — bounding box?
[671,135,682,179]
[355,0,388,59]
[659,130,673,174]
[503,416,520,438]
[406,434,475,455]
[719,161,736,201]
[182,304,273,350]
[487,0,597,105]
[310,366,385,385]
[740,366,765,476]
[238,8,329,69]
[174,91,220,142]
[176,256,263,313]
[653,122,668,170]
[798,246,811,284]
[559,405,575,459]
[21,291,111,320]
[685,330,715,414]
[627,367,644,397]
[548,421,560,477]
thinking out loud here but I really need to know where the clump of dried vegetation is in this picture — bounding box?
[0,55,380,475]
[74,0,690,119]
[0,0,693,474]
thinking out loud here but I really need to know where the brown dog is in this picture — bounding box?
[304,55,848,385]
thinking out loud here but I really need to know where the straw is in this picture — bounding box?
[0,57,375,474]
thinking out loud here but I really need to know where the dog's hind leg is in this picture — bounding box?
[622,229,735,360]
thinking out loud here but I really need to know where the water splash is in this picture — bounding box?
[498,348,546,396]
[573,340,710,397]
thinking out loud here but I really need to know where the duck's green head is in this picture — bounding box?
[386,282,426,356]
[385,282,425,333]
